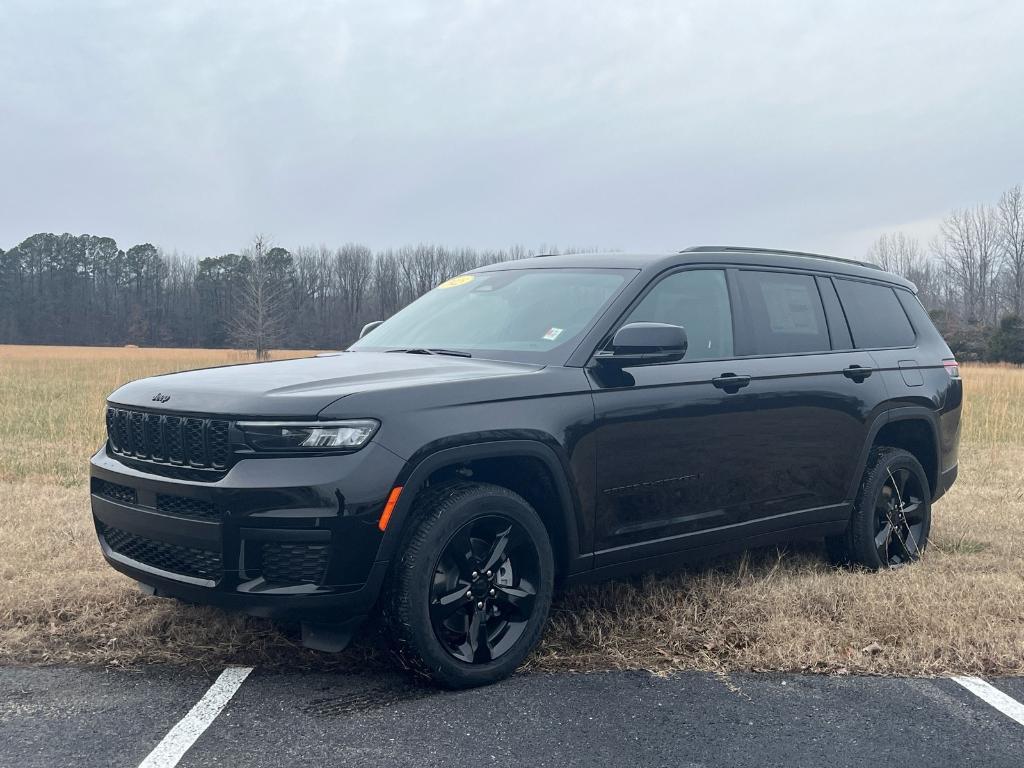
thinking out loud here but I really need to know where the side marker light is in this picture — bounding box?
[378,486,403,531]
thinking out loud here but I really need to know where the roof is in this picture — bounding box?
[474,252,659,270]
[472,245,914,289]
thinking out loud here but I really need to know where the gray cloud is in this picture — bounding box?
[2,0,1022,259]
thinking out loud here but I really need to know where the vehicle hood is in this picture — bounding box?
[107,352,543,418]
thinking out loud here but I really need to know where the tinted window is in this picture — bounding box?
[738,271,830,354]
[895,289,941,341]
[835,279,916,348]
[624,269,733,360]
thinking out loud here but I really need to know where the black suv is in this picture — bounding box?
[90,246,962,687]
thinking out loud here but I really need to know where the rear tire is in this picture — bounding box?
[383,481,554,688]
[826,447,931,569]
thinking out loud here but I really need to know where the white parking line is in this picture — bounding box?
[952,676,1024,727]
[138,666,253,768]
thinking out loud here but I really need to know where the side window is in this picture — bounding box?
[835,279,916,348]
[623,269,733,360]
[895,289,941,341]
[737,270,830,354]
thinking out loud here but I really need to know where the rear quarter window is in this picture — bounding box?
[895,289,942,340]
[834,278,916,348]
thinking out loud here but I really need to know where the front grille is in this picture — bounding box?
[101,524,222,581]
[261,542,329,586]
[156,494,221,521]
[106,407,231,472]
[95,480,137,505]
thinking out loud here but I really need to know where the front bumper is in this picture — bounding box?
[89,441,404,622]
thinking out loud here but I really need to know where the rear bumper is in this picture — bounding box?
[90,441,405,622]
[934,462,958,502]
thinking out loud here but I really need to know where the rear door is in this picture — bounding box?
[832,277,921,399]
[728,268,888,520]
[832,278,963,493]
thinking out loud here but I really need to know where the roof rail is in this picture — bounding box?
[681,245,882,271]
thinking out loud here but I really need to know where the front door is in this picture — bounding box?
[587,268,758,564]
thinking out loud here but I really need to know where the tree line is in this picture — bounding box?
[2,181,1023,362]
[867,182,1024,363]
[0,234,549,352]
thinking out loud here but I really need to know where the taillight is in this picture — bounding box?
[943,359,960,379]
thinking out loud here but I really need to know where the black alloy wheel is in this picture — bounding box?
[384,481,554,688]
[873,466,927,566]
[825,446,932,569]
[429,515,540,664]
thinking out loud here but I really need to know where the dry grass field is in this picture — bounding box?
[1,344,1022,676]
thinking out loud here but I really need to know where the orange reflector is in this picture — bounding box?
[378,486,403,531]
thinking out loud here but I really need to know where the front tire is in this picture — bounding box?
[826,447,931,569]
[383,482,554,688]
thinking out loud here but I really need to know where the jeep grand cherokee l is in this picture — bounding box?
[90,246,962,688]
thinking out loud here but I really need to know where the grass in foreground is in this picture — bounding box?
[0,345,1022,675]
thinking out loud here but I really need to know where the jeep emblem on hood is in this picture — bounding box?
[151,393,171,403]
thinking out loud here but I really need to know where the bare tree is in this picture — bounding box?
[232,235,288,359]
[998,185,1024,317]
[0,235,609,348]
[398,244,447,298]
[333,244,373,345]
[866,232,945,309]
[372,249,402,321]
[868,232,924,275]
[935,205,1002,324]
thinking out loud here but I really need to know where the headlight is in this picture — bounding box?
[236,419,379,452]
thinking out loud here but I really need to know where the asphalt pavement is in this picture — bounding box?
[2,665,1022,767]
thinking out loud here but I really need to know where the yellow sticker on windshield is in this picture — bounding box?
[437,275,474,289]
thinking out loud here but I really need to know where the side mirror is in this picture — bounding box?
[359,320,384,339]
[594,322,688,367]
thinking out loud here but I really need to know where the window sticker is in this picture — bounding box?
[437,275,475,289]
[542,327,564,341]
[760,281,819,334]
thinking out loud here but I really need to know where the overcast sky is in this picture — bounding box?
[2,0,1022,260]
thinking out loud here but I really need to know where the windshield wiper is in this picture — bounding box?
[385,347,473,358]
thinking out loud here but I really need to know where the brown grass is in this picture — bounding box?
[1,344,1022,675]
[0,345,315,486]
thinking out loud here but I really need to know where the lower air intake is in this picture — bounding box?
[101,524,222,581]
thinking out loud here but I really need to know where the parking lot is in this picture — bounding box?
[3,666,1023,767]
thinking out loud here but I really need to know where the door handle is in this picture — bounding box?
[712,373,751,393]
[843,365,873,382]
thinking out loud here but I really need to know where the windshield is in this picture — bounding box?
[350,268,635,364]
